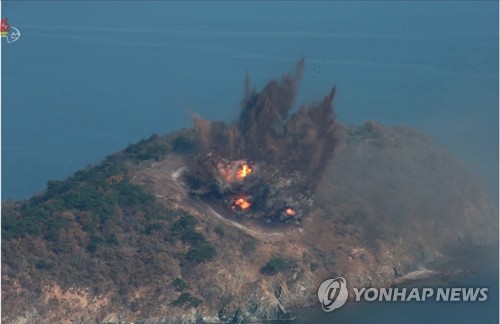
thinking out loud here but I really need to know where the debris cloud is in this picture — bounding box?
[185,60,341,224]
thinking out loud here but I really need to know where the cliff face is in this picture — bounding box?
[2,122,497,323]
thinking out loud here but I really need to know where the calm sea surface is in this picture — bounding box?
[2,2,498,201]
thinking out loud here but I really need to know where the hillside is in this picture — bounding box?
[1,121,497,323]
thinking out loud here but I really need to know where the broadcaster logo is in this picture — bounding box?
[317,277,348,312]
[318,277,488,312]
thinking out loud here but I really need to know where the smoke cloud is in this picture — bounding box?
[185,60,341,224]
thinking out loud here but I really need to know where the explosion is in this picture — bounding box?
[217,160,253,183]
[236,164,253,181]
[233,197,252,211]
[183,60,340,225]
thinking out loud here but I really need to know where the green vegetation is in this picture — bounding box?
[260,257,295,276]
[170,213,197,238]
[1,131,213,311]
[172,278,189,292]
[172,134,196,154]
[124,135,170,163]
[87,235,105,253]
[2,204,66,241]
[310,262,320,272]
[2,177,154,241]
[171,292,202,308]
[214,225,225,237]
[170,214,217,264]
[1,132,179,241]
[185,243,217,264]
[241,239,257,255]
[35,260,51,270]
[144,222,164,235]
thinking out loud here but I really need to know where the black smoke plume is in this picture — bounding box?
[185,60,341,224]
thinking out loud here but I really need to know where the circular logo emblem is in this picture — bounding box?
[318,277,348,312]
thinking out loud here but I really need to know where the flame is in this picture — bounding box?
[285,208,296,216]
[218,161,253,183]
[236,164,252,181]
[233,197,251,211]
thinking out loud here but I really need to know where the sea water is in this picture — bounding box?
[294,248,499,323]
[2,2,498,200]
[293,248,499,324]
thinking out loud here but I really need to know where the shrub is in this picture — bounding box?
[87,236,104,253]
[105,232,119,245]
[260,257,294,276]
[46,180,71,196]
[170,214,217,264]
[214,225,225,237]
[172,135,195,153]
[242,239,257,255]
[310,262,320,272]
[171,292,201,308]
[181,231,206,245]
[185,243,216,264]
[170,214,197,237]
[2,204,68,241]
[145,222,164,235]
[35,260,51,270]
[172,278,189,292]
[124,136,170,163]
[130,301,140,312]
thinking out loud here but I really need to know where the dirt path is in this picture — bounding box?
[166,166,284,238]
[135,164,286,239]
[205,205,284,238]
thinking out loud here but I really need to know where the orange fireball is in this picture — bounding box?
[285,208,296,216]
[236,164,252,181]
[233,197,251,211]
